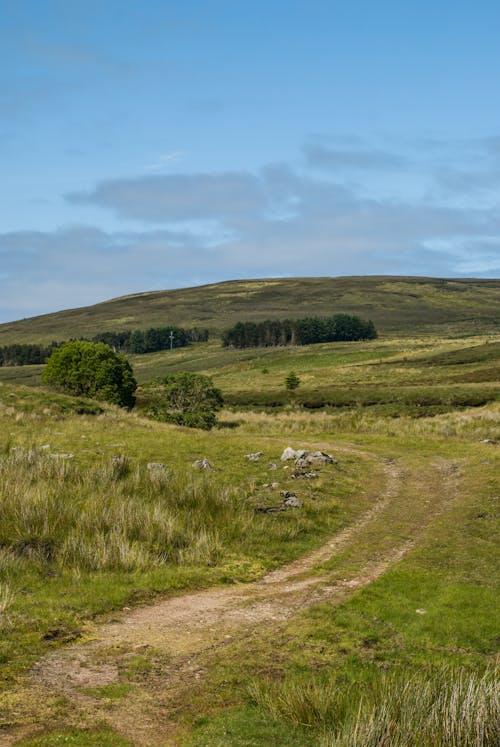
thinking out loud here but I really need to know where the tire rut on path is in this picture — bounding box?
[5,455,463,747]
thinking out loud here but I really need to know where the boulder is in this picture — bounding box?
[281,447,298,461]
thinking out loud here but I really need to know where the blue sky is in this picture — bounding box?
[1,0,499,322]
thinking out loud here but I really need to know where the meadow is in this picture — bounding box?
[0,318,498,745]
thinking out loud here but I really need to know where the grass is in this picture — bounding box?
[0,324,498,745]
[248,668,498,746]
[186,433,499,745]
[18,726,133,746]
[1,276,499,344]
[0,388,370,688]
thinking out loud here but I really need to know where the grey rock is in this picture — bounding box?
[283,495,302,508]
[245,451,264,461]
[192,458,214,471]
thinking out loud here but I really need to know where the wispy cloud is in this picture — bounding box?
[145,150,185,170]
[302,142,407,171]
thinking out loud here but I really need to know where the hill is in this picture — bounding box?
[1,276,499,344]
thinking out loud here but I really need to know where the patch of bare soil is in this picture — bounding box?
[2,455,462,747]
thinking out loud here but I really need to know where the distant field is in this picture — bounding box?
[1,335,499,417]
[1,276,499,344]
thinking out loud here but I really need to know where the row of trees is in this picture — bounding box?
[0,342,61,367]
[92,325,209,354]
[222,314,377,348]
[0,326,210,366]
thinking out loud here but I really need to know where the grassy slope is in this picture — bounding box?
[1,276,499,344]
[2,335,499,416]
[0,328,499,745]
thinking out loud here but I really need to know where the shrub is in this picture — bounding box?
[42,340,137,408]
[285,371,300,391]
[146,372,223,430]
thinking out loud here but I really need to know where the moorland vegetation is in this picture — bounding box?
[0,277,498,746]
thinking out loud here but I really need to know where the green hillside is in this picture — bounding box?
[1,276,499,344]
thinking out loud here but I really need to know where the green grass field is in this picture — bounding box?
[0,280,498,746]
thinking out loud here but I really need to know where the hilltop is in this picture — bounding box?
[1,276,499,344]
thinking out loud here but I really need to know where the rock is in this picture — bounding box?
[40,444,50,450]
[268,463,279,470]
[147,462,167,471]
[480,439,498,445]
[281,447,299,461]
[291,470,318,480]
[283,495,302,508]
[303,451,335,466]
[254,506,285,513]
[416,608,427,615]
[281,447,335,466]
[271,482,280,489]
[192,458,214,471]
[245,451,264,461]
[48,452,74,459]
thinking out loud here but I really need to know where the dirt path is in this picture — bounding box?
[3,454,463,747]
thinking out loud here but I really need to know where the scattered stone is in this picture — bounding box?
[291,470,318,480]
[245,451,264,461]
[280,490,296,499]
[192,458,214,471]
[283,495,302,508]
[281,447,300,461]
[281,446,336,466]
[268,463,279,470]
[271,482,280,489]
[303,451,335,466]
[480,439,498,445]
[254,506,285,513]
[416,608,427,615]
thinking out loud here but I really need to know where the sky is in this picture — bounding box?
[1,0,500,322]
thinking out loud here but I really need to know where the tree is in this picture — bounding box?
[146,372,223,430]
[285,371,300,391]
[42,340,137,408]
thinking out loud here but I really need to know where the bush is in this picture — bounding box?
[285,371,300,391]
[146,372,223,430]
[42,341,137,408]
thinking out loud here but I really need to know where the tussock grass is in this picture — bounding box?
[0,448,251,573]
[249,669,499,746]
[220,401,500,441]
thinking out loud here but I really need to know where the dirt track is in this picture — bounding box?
[2,453,462,747]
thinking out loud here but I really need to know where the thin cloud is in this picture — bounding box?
[302,142,407,171]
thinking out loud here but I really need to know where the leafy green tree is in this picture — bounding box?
[42,340,137,408]
[146,372,223,430]
[285,371,300,391]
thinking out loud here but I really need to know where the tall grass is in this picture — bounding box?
[249,668,499,746]
[0,447,251,573]
[221,402,500,441]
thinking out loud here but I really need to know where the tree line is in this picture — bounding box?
[92,326,209,354]
[0,326,209,366]
[221,314,377,348]
[0,342,61,367]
